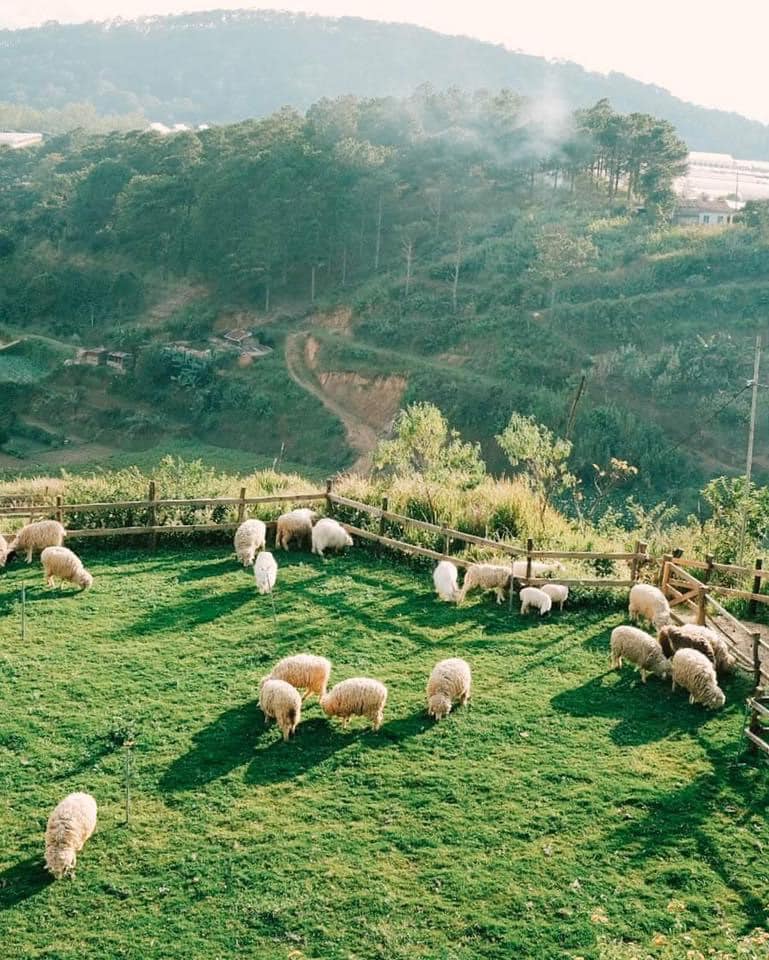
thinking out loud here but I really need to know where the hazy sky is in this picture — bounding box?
[3,1,769,124]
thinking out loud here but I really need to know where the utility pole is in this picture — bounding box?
[738,334,761,564]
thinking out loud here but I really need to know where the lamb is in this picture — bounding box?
[671,648,726,709]
[459,563,512,604]
[433,560,460,602]
[45,792,98,879]
[657,624,716,667]
[0,533,7,568]
[512,559,565,579]
[320,677,388,731]
[628,583,671,629]
[426,658,471,720]
[541,583,569,611]
[234,519,267,566]
[311,517,353,557]
[259,677,302,740]
[275,508,317,551]
[7,519,66,564]
[669,623,737,674]
[610,625,671,682]
[41,546,93,591]
[520,586,552,616]
[269,653,332,701]
[254,551,278,594]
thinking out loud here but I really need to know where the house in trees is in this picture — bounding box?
[0,132,43,149]
[106,351,134,373]
[79,347,108,366]
[673,198,738,227]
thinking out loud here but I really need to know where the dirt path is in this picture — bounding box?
[285,332,378,474]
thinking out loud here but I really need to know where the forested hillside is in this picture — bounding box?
[2,10,769,158]
[1,88,767,514]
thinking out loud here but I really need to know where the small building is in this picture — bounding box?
[223,328,252,346]
[673,198,738,227]
[79,347,108,366]
[0,132,43,149]
[106,351,134,373]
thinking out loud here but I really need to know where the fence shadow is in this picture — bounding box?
[0,856,52,908]
[130,585,255,636]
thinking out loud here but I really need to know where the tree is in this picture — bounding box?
[532,229,596,307]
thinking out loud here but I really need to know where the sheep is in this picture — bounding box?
[40,546,93,591]
[259,677,302,740]
[671,648,726,709]
[520,586,552,616]
[7,520,66,564]
[433,560,460,602]
[269,653,332,701]
[0,533,7,568]
[610,625,671,683]
[541,583,569,611]
[668,623,736,674]
[254,551,277,594]
[628,583,671,629]
[459,563,512,604]
[275,508,317,551]
[657,624,716,667]
[426,658,471,720]
[320,677,388,731]
[512,559,565,579]
[311,517,353,557]
[234,519,267,566]
[45,792,97,879]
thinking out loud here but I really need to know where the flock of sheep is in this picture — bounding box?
[0,511,740,881]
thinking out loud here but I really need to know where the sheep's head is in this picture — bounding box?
[653,611,671,630]
[707,687,726,710]
[344,532,353,547]
[652,656,672,681]
[77,569,93,591]
[428,693,452,720]
[46,846,76,879]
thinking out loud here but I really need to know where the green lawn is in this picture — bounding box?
[0,545,766,960]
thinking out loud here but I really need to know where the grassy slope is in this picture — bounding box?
[0,545,764,959]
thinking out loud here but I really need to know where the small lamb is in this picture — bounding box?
[610,625,671,682]
[541,583,569,611]
[671,648,726,709]
[628,583,671,630]
[670,623,736,674]
[427,658,471,720]
[269,654,332,701]
[254,551,278,594]
[275,508,317,551]
[41,546,93,591]
[311,517,353,557]
[657,624,715,666]
[320,677,388,731]
[520,586,552,616]
[234,519,267,566]
[259,677,302,740]
[459,563,512,604]
[433,560,460,602]
[45,792,98,879]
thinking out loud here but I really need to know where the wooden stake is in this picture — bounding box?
[526,539,533,583]
[20,583,26,643]
[55,495,63,525]
[696,586,707,626]
[147,480,157,551]
[379,497,388,537]
[123,745,132,826]
[237,486,246,524]
[751,559,763,617]
[753,632,762,692]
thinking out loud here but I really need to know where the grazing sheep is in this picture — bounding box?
[259,677,302,740]
[512,559,565,579]
[520,586,552,616]
[275,508,317,551]
[45,792,97,879]
[610,625,671,682]
[657,624,716,667]
[234,519,267,566]
[254,551,278,594]
[671,623,737,674]
[459,563,512,604]
[269,654,332,701]
[7,520,66,564]
[541,583,569,611]
[0,533,7,568]
[671,648,726,709]
[320,677,388,731]
[40,546,93,591]
[433,560,460,602]
[427,658,471,720]
[628,583,671,629]
[311,517,353,557]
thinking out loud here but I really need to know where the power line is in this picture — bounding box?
[655,382,753,463]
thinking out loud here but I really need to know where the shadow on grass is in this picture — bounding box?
[130,585,255,635]
[160,701,263,791]
[177,557,238,582]
[0,857,51,908]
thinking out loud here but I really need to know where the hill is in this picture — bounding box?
[1,10,769,158]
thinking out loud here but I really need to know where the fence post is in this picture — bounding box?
[752,632,762,691]
[703,553,715,584]
[55,495,63,525]
[509,558,516,612]
[696,585,707,626]
[147,480,157,551]
[631,540,647,581]
[442,526,451,556]
[659,554,672,591]
[525,538,533,583]
[672,547,684,559]
[325,478,333,517]
[379,497,388,537]
[750,559,763,617]
[237,486,247,524]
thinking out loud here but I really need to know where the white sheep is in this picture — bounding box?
[610,625,671,682]
[254,551,277,594]
[0,532,8,568]
[512,559,565,579]
[541,583,569,611]
[275,508,317,551]
[41,546,93,591]
[311,517,353,557]
[45,792,97,879]
[520,586,552,616]
[433,560,460,602]
[459,563,512,604]
[269,654,332,701]
[628,583,671,629]
[8,519,66,563]
[259,677,302,740]
[671,648,726,709]
[320,677,388,731]
[671,623,736,674]
[234,519,267,566]
[426,658,471,720]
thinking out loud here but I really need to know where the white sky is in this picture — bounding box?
[3,1,769,124]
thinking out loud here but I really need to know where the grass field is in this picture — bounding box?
[0,544,766,960]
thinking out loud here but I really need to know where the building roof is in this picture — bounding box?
[223,328,252,343]
[0,132,43,149]
[675,198,735,214]
[107,351,131,359]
